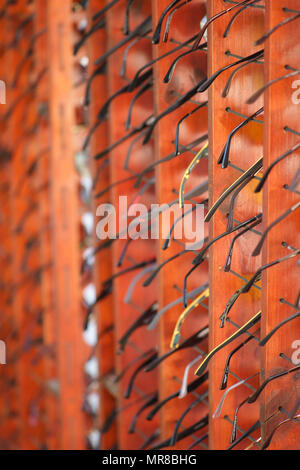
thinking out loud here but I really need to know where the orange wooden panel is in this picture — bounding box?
[261,0,300,450]
[105,0,158,450]
[88,0,117,450]
[207,0,264,450]
[72,4,106,446]
[35,0,60,450]
[151,0,209,450]
[46,0,85,450]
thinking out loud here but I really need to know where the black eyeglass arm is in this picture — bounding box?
[227,420,260,450]
[103,258,156,287]
[223,0,262,38]
[118,303,157,354]
[97,68,153,123]
[186,432,209,450]
[114,348,154,383]
[146,373,208,421]
[94,174,137,199]
[120,37,140,78]
[255,12,300,45]
[152,0,183,44]
[85,259,156,327]
[124,351,158,399]
[123,0,135,35]
[124,131,148,171]
[129,33,199,91]
[93,124,147,160]
[163,43,207,84]
[247,69,300,104]
[145,325,208,372]
[162,0,191,43]
[143,250,188,287]
[174,102,208,156]
[142,78,208,145]
[195,311,262,377]
[84,283,112,330]
[252,201,300,256]
[94,16,152,65]
[247,365,300,404]
[261,415,300,450]
[220,334,255,390]
[255,141,300,193]
[226,175,254,232]
[197,50,264,94]
[192,0,256,49]
[134,135,208,188]
[260,309,300,346]
[289,167,300,191]
[221,250,300,327]
[12,28,46,88]
[84,62,107,106]
[162,205,198,251]
[73,17,105,55]
[289,397,300,419]
[129,393,158,434]
[92,0,120,21]
[4,68,47,120]
[218,107,264,168]
[139,430,160,450]
[205,157,263,222]
[222,51,264,97]
[125,79,153,130]
[150,415,208,450]
[224,217,262,272]
[193,213,262,266]
[170,393,208,446]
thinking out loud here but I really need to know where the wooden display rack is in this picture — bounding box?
[0,0,299,451]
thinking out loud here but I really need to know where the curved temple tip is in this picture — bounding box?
[254,184,262,193]
[73,44,80,56]
[142,129,152,145]
[219,314,226,329]
[162,239,170,250]
[254,37,264,46]
[221,87,229,98]
[251,245,261,257]
[143,276,153,287]
[192,254,202,265]
[246,92,259,105]
[217,148,226,165]
[219,374,228,391]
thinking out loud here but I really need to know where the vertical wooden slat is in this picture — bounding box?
[35,0,60,450]
[152,0,209,449]
[87,0,117,450]
[105,0,158,450]
[208,0,264,449]
[261,0,300,450]
[47,0,85,449]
